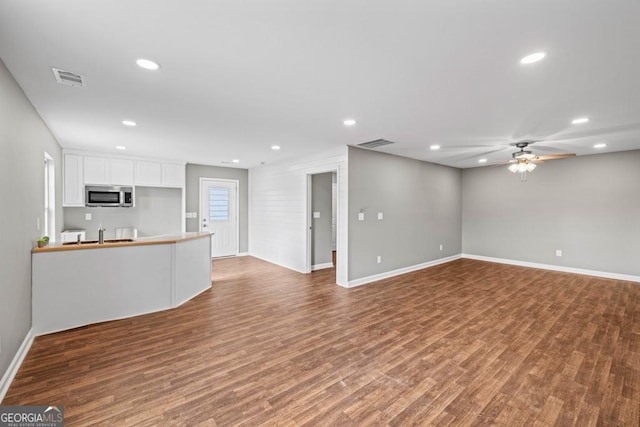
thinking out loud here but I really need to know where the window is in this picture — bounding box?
[44,153,56,241]
[209,187,229,221]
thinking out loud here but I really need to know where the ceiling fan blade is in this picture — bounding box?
[534,153,576,161]
[531,159,545,164]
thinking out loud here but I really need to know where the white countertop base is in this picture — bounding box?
[32,234,211,335]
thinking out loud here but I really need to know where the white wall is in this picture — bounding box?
[249,147,348,286]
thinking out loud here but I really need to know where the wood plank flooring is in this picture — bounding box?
[3,257,640,426]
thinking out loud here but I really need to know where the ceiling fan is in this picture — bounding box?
[502,141,575,180]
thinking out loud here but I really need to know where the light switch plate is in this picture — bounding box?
[556,249,562,257]
[377,212,383,220]
[358,212,365,221]
[313,212,320,219]
[85,213,92,221]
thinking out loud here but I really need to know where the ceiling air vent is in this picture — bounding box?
[358,139,395,149]
[52,67,86,87]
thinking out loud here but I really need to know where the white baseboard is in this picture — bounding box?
[312,262,334,271]
[0,328,34,402]
[462,254,640,283]
[237,252,250,257]
[347,254,462,288]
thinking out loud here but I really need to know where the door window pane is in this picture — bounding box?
[209,187,229,221]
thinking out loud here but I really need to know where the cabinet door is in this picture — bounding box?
[110,159,134,185]
[84,156,109,184]
[135,161,162,186]
[63,154,84,206]
[162,163,185,187]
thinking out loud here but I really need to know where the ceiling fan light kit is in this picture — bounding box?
[504,141,575,182]
[508,161,536,174]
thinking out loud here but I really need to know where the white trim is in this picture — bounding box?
[462,254,640,283]
[305,174,313,273]
[0,329,34,402]
[312,262,334,271]
[237,252,250,257]
[347,254,462,288]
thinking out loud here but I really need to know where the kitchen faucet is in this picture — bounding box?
[98,224,106,244]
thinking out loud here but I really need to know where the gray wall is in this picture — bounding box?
[63,187,182,239]
[185,164,248,253]
[348,147,462,280]
[462,150,640,276]
[0,59,63,380]
[311,172,333,266]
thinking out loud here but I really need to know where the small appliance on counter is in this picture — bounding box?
[115,227,138,239]
[61,230,86,243]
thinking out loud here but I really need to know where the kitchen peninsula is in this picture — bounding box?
[32,232,212,335]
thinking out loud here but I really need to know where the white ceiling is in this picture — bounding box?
[1,1,640,169]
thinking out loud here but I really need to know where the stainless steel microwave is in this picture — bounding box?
[85,185,134,207]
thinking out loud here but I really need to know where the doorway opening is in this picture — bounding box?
[307,171,338,280]
[199,178,239,258]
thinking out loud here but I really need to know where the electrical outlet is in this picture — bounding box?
[556,249,562,257]
[439,244,443,251]
[358,212,365,221]
[377,212,383,220]
[377,255,382,264]
[85,213,92,221]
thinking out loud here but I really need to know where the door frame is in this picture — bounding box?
[305,169,341,280]
[199,177,240,257]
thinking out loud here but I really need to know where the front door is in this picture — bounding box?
[199,179,238,257]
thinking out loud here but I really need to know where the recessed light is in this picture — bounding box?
[430,144,441,150]
[136,58,160,70]
[122,120,137,127]
[343,119,356,126]
[115,146,126,150]
[594,143,607,149]
[271,145,281,151]
[520,51,546,64]
[571,117,590,125]
[478,158,488,163]
[232,159,240,163]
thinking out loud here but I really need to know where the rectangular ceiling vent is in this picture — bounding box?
[52,67,86,87]
[358,138,395,149]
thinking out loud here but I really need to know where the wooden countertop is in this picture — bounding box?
[33,232,212,253]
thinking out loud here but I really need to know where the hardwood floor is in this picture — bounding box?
[3,257,640,426]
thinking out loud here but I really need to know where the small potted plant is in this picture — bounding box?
[37,235,50,248]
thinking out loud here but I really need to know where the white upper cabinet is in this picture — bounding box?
[162,163,185,187]
[135,161,184,187]
[134,161,163,186]
[63,151,185,197]
[63,154,84,207]
[110,159,134,185]
[84,156,134,186]
[83,156,109,185]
